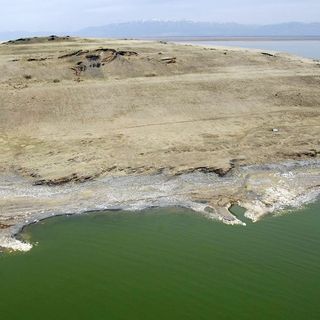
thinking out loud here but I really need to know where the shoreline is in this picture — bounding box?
[173,41,319,63]
[1,159,320,252]
[156,36,320,42]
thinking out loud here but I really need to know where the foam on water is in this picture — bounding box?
[0,236,33,252]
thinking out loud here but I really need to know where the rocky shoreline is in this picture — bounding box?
[1,160,319,252]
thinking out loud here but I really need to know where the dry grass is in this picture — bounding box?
[0,37,320,183]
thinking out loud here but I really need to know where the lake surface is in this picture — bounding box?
[1,203,320,319]
[180,39,320,60]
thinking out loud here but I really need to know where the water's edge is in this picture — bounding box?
[1,160,320,252]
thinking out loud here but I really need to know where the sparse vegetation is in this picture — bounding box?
[1,37,320,186]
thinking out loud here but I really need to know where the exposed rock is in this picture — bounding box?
[175,166,232,177]
[34,173,97,186]
[291,150,319,158]
[4,38,31,44]
[95,48,117,53]
[117,50,138,56]
[27,57,47,62]
[58,50,88,59]
[48,35,59,41]
[86,54,100,61]
[101,51,117,63]
[4,35,71,45]
[62,48,139,76]
[160,57,177,64]
[261,52,275,57]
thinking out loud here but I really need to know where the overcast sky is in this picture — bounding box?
[2,0,320,32]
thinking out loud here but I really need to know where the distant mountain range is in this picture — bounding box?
[76,21,320,38]
[1,21,320,41]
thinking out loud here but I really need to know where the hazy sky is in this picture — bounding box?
[2,0,320,31]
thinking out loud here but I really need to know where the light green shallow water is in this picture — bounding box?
[1,203,320,320]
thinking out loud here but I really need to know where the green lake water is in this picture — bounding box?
[1,203,320,320]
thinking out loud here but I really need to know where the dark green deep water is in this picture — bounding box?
[1,203,320,320]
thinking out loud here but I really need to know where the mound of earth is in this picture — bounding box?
[4,35,73,45]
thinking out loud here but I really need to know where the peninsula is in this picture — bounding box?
[0,36,319,251]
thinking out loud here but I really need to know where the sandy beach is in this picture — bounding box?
[0,36,320,250]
